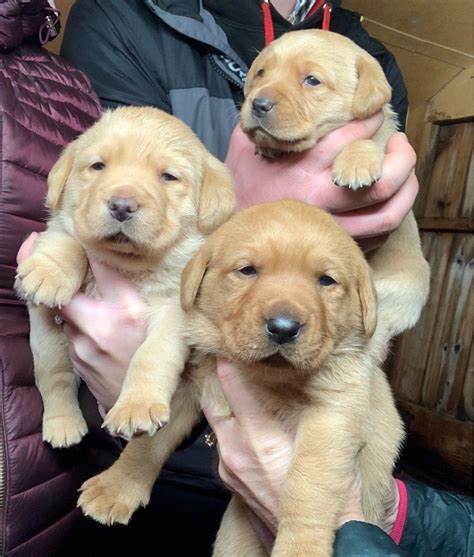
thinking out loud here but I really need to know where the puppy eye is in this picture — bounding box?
[237,265,257,277]
[304,75,321,87]
[90,162,105,171]
[256,69,265,78]
[319,274,337,286]
[161,172,178,182]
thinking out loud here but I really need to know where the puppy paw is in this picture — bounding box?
[103,397,169,440]
[43,412,88,448]
[16,253,81,307]
[78,470,151,525]
[332,139,383,191]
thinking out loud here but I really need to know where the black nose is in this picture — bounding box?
[265,316,302,345]
[252,96,274,118]
[108,197,138,222]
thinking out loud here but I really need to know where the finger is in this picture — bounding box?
[333,172,418,239]
[215,358,268,427]
[59,291,106,336]
[16,232,40,264]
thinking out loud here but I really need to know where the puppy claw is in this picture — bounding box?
[78,471,150,525]
[43,413,88,448]
[103,400,170,439]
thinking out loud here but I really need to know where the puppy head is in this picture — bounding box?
[47,106,235,265]
[241,30,391,155]
[182,200,377,375]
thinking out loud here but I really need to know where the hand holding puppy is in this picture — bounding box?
[226,117,418,246]
[17,232,147,414]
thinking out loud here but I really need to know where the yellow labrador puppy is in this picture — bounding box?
[240,29,430,349]
[78,201,404,557]
[15,106,235,448]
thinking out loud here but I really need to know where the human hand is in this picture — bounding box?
[17,232,147,413]
[202,359,294,535]
[225,116,418,248]
[203,360,401,548]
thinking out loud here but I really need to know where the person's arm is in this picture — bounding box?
[60,0,170,110]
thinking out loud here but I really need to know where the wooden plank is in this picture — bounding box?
[428,66,474,123]
[417,217,474,232]
[422,122,473,219]
[414,121,439,217]
[421,234,473,416]
[397,400,473,494]
[361,20,474,69]
[462,345,474,421]
[390,233,454,402]
[343,0,474,57]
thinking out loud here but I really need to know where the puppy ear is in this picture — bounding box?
[353,54,392,119]
[180,245,211,311]
[357,264,378,338]
[198,153,235,235]
[46,142,76,210]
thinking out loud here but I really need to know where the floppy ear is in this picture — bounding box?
[353,54,392,119]
[180,244,212,312]
[357,263,378,338]
[198,153,236,235]
[46,142,76,210]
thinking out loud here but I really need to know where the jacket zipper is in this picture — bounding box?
[207,54,244,89]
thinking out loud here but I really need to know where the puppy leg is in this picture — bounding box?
[272,409,358,557]
[15,229,88,308]
[331,139,383,190]
[104,302,188,439]
[79,382,200,525]
[358,371,404,526]
[213,496,267,557]
[29,305,87,448]
[369,211,430,343]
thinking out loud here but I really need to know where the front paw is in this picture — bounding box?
[103,396,170,439]
[16,253,81,307]
[78,469,151,525]
[332,140,382,191]
[43,412,88,448]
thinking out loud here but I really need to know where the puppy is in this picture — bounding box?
[15,106,235,448]
[78,201,404,557]
[240,29,430,346]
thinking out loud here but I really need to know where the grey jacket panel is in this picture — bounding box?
[169,88,238,160]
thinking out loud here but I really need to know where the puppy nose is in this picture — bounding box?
[108,196,138,222]
[252,96,274,118]
[265,315,302,345]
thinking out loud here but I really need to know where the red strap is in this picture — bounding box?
[261,0,275,46]
[261,0,332,48]
[322,2,332,30]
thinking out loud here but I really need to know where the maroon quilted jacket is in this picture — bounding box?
[0,2,118,555]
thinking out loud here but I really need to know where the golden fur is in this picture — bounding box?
[240,29,430,350]
[77,201,404,557]
[15,106,235,447]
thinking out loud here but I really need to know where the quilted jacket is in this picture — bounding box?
[0,1,114,555]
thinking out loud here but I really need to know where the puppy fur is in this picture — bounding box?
[15,106,235,447]
[77,201,404,557]
[240,29,430,353]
